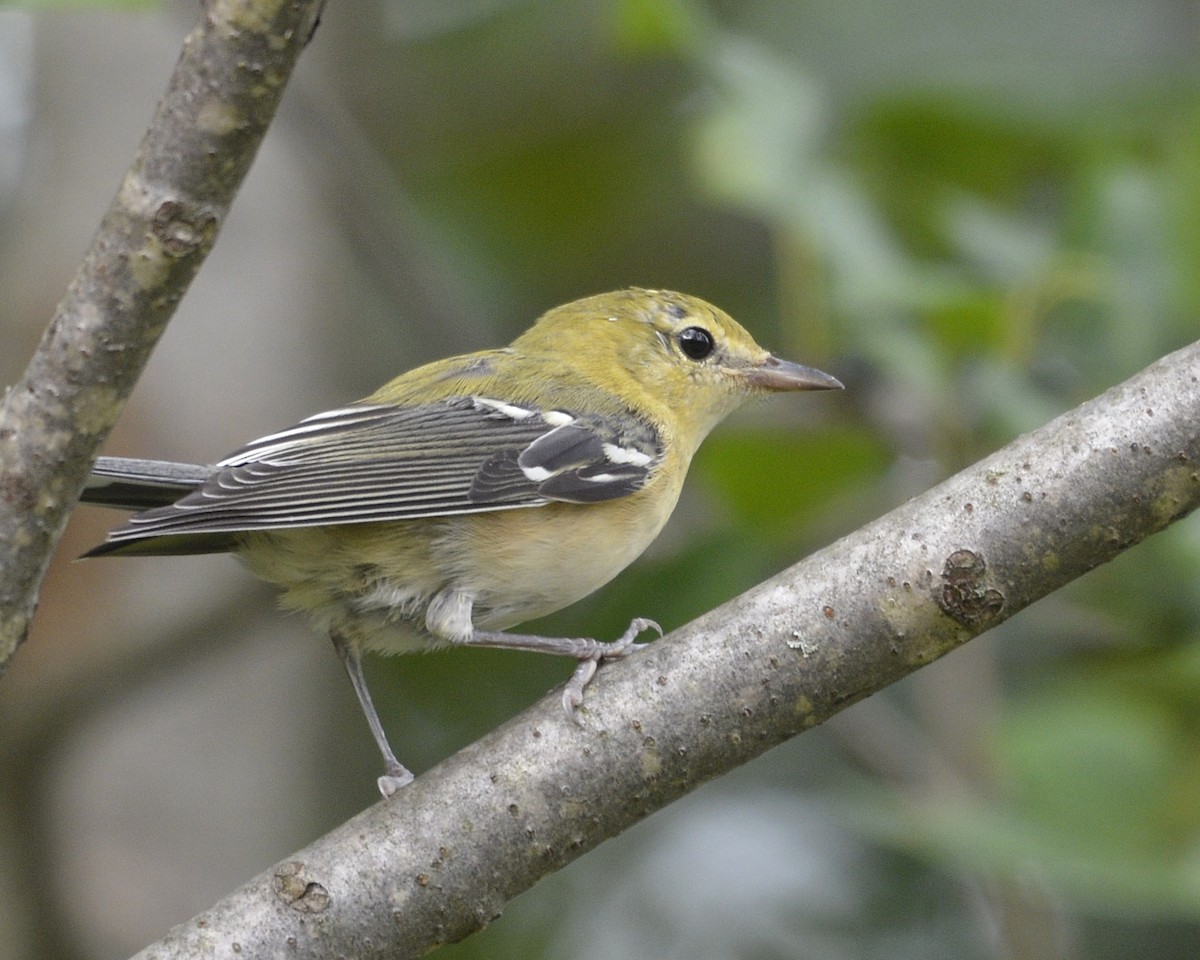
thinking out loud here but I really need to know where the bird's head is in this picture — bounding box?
[515,288,842,448]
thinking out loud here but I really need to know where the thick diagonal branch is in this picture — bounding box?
[0,0,325,668]
[127,341,1199,959]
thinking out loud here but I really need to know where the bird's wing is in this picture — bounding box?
[97,396,663,544]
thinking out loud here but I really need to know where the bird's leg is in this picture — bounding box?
[331,632,414,798]
[464,617,662,720]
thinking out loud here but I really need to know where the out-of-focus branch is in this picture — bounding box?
[128,340,1200,959]
[0,0,326,670]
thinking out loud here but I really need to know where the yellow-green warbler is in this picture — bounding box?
[81,289,842,796]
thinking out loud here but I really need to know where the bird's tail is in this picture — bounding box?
[81,456,211,511]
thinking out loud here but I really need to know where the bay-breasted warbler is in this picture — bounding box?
[82,288,842,795]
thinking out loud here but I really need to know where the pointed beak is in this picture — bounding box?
[745,355,844,392]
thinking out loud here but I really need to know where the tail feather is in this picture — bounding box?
[80,457,241,557]
[82,457,211,510]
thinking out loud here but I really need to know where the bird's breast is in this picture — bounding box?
[437,474,684,630]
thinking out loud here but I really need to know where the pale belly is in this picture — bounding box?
[236,475,682,655]
[434,498,670,631]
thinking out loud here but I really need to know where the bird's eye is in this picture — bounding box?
[677,326,715,361]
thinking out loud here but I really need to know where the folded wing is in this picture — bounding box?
[90,396,663,550]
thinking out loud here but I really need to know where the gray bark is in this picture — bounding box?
[126,339,1200,958]
[0,0,325,669]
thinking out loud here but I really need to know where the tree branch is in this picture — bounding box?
[0,0,325,671]
[128,341,1200,958]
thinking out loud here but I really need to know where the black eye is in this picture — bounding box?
[677,326,715,361]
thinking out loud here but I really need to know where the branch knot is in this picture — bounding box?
[151,199,219,257]
[937,549,1005,627]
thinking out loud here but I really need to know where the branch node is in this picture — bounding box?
[151,199,220,258]
[937,549,1005,627]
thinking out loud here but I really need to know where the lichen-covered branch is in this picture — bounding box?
[128,340,1200,959]
[0,0,325,669]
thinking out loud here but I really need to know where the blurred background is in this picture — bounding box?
[2,0,1199,957]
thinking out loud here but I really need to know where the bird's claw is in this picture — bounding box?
[561,617,662,722]
[377,765,415,799]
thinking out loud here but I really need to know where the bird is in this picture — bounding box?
[80,288,843,796]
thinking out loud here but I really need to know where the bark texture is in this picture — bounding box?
[0,0,325,667]
[127,340,1200,958]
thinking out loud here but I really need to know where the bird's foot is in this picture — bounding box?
[561,617,662,720]
[377,762,415,798]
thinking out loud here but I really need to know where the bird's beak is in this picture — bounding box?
[745,355,844,392]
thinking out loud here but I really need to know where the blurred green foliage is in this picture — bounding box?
[324,0,1200,954]
[8,0,1200,956]
[1,0,156,8]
